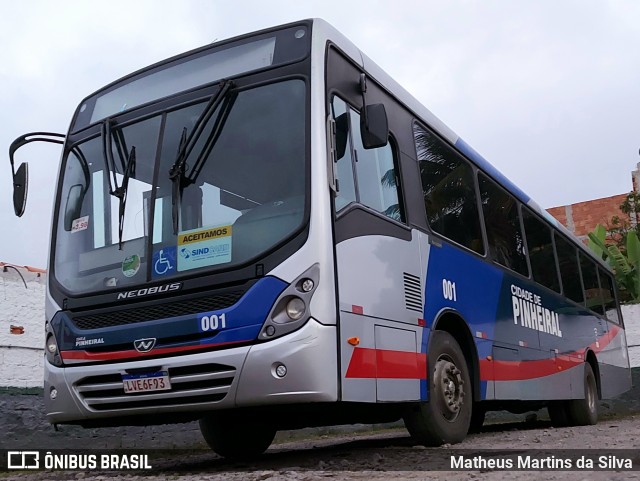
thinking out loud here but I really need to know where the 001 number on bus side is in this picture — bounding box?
[200,313,227,332]
[442,279,457,302]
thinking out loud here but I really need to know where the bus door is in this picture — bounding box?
[327,49,424,403]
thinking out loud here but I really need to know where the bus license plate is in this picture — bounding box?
[122,371,171,394]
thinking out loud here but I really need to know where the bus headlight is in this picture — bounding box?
[259,263,319,340]
[286,297,306,320]
[45,333,63,367]
[47,337,58,354]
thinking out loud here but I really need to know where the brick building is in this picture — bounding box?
[546,163,640,243]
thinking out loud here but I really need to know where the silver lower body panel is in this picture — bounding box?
[45,319,337,424]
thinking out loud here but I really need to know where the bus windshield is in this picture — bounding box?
[53,79,306,295]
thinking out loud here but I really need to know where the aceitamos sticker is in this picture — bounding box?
[177,225,232,271]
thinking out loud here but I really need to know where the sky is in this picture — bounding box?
[2,0,640,267]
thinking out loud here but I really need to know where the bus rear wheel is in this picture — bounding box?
[404,331,471,446]
[567,362,598,426]
[199,414,276,459]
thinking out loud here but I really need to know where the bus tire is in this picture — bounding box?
[403,330,472,446]
[547,401,570,427]
[199,414,276,459]
[567,363,598,426]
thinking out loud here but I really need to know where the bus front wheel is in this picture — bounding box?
[199,414,276,459]
[404,330,472,446]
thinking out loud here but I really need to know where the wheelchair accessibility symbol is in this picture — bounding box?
[152,247,177,278]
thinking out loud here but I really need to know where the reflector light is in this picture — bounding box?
[347,337,360,346]
[301,279,314,292]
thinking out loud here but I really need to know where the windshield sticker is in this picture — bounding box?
[122,254,141,278]
[152,247,177,278]
[71,215,89,233]
[177,225,232,271]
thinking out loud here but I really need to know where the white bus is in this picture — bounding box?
[9,19,630,458]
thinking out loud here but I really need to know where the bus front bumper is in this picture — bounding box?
[44,319,337,425]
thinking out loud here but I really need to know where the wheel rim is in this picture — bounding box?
[433,354,465,422]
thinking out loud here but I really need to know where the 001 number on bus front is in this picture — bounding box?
[200,313,227,332]
[442,279,457,302]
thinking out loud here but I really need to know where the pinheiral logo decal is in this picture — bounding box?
[116,282,182,300]
[134,338,157,353]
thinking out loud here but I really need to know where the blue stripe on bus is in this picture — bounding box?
[454,138,531,205]
[420,242,504,400]
[54,276,288,355]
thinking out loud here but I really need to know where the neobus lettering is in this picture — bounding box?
[117,282,181,300]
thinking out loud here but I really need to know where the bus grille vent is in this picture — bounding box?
[74,363,236,411]
[71,291,245,330]
[403,272,423,312]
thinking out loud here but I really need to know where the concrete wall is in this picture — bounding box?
[0,267,46,388]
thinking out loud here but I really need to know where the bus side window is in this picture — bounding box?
[414,122,484,255]
[599,267,620,323]
[331,96,404,222]
[580,253,605,315]
[554,233,584,305]
[522,209,561,292]
[478,173,528,276]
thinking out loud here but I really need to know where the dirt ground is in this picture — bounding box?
[2,368,639,480]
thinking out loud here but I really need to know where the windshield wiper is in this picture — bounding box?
[101,119,136,249]
[169,79,235,234]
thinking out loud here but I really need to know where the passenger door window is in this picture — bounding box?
[331,96,403,222]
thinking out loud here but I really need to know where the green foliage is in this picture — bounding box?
[588,225,640,301]
[587,224,606,259]
[605,191,640,250]
[585,192,640,302]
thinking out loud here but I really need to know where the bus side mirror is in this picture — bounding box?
[360,103,388,149]
[13,162,29,217]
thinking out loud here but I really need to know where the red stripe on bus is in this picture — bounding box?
[481,325,621,381]
[345,347,427,379]
[60,340,243,362]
